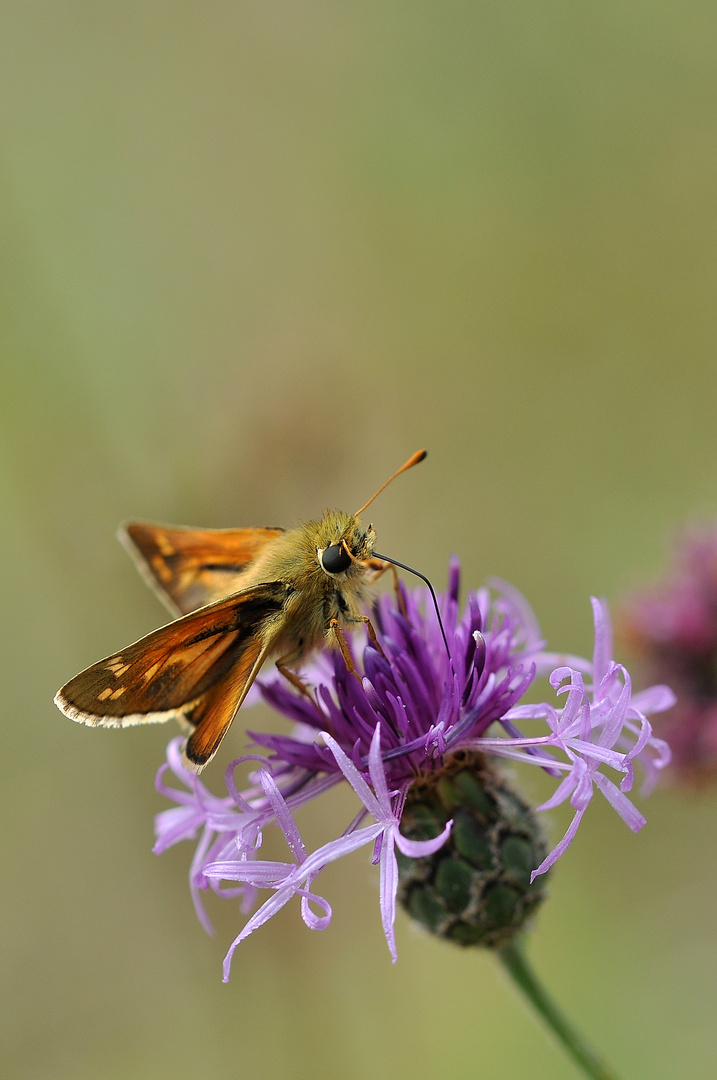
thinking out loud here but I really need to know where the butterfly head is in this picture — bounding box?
[316,511,376,578]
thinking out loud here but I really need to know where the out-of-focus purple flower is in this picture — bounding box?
[619,524,717,781]
[154,560,673,978]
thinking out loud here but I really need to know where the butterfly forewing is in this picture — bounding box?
[54,581,293,767]
[119,522,285,615]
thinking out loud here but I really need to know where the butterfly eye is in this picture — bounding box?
[319,543,352,575]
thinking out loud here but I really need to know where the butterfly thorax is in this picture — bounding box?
[234,509,376,663]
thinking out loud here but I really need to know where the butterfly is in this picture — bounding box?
[54,451,427,771]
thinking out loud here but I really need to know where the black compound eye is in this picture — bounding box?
[320,543,352,574]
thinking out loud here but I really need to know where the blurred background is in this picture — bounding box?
[2,3,717,1078]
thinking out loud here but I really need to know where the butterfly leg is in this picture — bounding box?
[360,614,389,660]
[330,615,388,667]
[366,557,407,617]
[275,656,326,718]
[328,619,363,681]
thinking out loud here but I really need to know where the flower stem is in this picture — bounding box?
[498,939,624,1080]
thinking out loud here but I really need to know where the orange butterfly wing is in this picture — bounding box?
[119,522,285,616]
[54,581,293,770]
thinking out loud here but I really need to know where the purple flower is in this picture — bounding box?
[250,559,539,780]
[198,726,452,977]
[619,524,717,782]
[154,560,673,977]
[473,598,673,878]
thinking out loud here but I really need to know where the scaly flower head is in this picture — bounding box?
[155,559,673,979]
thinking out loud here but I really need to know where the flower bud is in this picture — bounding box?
[397,750,548,947]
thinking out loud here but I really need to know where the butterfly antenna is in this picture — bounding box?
[372,551,452,667]
[353,449,427,517]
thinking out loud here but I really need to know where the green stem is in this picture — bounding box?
[498,939,624,1080]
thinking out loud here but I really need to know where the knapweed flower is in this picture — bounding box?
[154,559,674,980]
[619,524,717,782]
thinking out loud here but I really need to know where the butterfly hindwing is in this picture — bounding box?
[54,581,293,766]
[180,629,272,770]
[119,521,286,616]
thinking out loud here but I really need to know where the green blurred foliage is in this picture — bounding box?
[2,3,716,1078]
